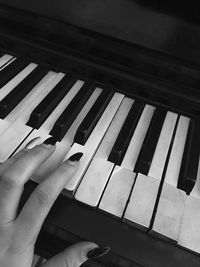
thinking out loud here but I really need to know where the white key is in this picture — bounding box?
[16,86,101,152]
[6,71,62,124]
[148,111,178,180]
[29,88,102,183]
[99,166,136,217]
[0,54,14,69]
[0,63,37,101]
[64,92,124,194]
[75,158,114,206]
[124,173,160,230]
[178,195,200,253]
[0,72,62,161]
[75,97,133,206]
[12,79,85,142]
[0,63,38,135]
[94,97,134,160]
[14,79,87,153]
[146,116,189,241]
[164,116,190,186]
[151,184,186,241]
[0,71,60,137]
[121,104,155,171]
[39,80,85,133]
[0,120,32,162]
[190,156,200,199]
[0,58,16,71]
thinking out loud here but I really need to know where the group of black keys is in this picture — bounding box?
[0,57,199,195]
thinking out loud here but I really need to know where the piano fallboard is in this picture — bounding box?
[0,4,200,118]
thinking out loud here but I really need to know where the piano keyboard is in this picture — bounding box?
[1,53,200,255]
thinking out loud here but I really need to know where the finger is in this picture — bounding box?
[15,153,83,246]
[0,137,56,225]
[0,137,42,176]
[40,242,99,267]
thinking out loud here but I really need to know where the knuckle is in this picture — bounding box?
[34,187,54,206]
[8,243,26,255]
[22,145,52,162]
[7,240,32,256]
[33,144,55,156]
[0,172,22,189]
[30,145,48,158]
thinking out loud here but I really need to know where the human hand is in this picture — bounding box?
[0,137,109,267]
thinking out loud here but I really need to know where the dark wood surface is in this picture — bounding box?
[0,0,200,66]
[0,3,200,118]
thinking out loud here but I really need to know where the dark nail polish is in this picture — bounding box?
[87,246,110,259]
[68,152,83,162]
[43,136,57,145]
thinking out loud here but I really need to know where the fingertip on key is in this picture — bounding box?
[25,137,41,149]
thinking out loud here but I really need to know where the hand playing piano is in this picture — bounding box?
[0,136,104,267]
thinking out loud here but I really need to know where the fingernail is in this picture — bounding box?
[25,137,41,149]
[43,136,57,146]
[68,152,83,164]
[87,246,110,259]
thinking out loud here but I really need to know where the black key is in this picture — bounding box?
[177,119,200,194]
[74,89,114,145]
[0,66,48,118]
[108,100,144,165]
[0,58,29,88]
[50,81,95,141]
[27,76,77,129]
[134,109,166,175]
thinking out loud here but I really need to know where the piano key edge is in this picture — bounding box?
[19,180,200,267]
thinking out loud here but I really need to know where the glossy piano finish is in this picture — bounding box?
[0,3,200,118]
[0,0,200,66]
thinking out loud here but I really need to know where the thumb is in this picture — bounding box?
[40,242,100,267]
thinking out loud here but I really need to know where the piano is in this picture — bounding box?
[0,1,200,266]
